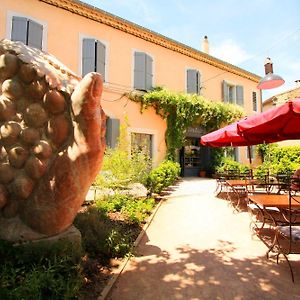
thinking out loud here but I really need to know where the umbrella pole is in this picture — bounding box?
[247,145,252,166]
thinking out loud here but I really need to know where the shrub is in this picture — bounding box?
[215,157,250,174]
[255,145,300,176]
[146,160,180,194]
[93,120,152,189]
[74,207,135,260]
[95,194,155,224]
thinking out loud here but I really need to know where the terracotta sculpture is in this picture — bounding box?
[0,39,106,242]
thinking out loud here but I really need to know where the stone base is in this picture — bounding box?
[0,216,82,258]
[13,225,83,260]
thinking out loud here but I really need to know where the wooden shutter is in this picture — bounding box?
[145,54,153,90]
[222,80,229,102]
[236,85,244,106]
[11,16,28,44]
[82,39,96,76]
[134,52,146,90]
[28,20,43,49]
[106,118,120,149]
[96,41,106,81]
[187,69,197,94]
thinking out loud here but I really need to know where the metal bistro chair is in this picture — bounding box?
[270,179,300,282]
[214,169,240,197]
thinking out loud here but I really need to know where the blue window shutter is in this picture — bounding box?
[222,80,229,102]
[187,69,197,94]
[252,91,257,111]
[96,41,106,81]
[145,54,153,90]
[106,118,120,149]
[28,20,43,49]
[11,16,28,44]
[236,85,244,106]
[196,71,201,94]
[82,39,96,76]
[134,52,146,90]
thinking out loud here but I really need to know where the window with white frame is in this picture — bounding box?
[131,132,153,159]
[222,81,244,106]
[134,52,153,91]
[252,91,258,111]
[11,16,43,50]
[82,38,106,80]
[187,69,201,94]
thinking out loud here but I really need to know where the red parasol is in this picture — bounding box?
[237,98,300,143]
[201,121,250,147]
[200,121,255,164]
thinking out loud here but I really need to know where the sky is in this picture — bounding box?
[84,0,300,101]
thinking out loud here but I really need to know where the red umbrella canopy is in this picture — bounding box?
[237,98,300,143]
[201,122,251,147]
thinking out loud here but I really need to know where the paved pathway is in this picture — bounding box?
[107,178,300,300]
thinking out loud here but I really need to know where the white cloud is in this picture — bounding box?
[210,39,253,65]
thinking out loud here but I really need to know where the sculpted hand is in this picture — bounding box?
[0,40,106,240]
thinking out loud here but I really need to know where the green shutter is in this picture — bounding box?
[106,118,120,149]
[11,16,28,44]
[28,20,43,50]
[222,80,229,102]
[236,85,244,106]
[82,39,96,76]
[134,52,146,90]
[96,41,106,81]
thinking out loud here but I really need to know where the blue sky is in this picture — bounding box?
[85,0,300,100]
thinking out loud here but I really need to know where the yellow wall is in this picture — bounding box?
[1,0,262,166]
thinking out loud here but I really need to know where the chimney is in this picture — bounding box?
[264,57,273,74]
[295,80,300,88]
[202,36,209,54]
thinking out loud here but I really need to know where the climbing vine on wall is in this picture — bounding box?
[129,88,244,160]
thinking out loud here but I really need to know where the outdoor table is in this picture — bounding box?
[248,194,300,209]
[247,194,300,227]
[225,179,259,211]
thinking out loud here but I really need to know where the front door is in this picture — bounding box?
[181,137,202,177]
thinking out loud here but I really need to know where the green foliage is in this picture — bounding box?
[95,194,155,224]
[94,120,152,189]
[146,160,181,193]
[215,157,250,174]
[0,240,83,300]
[255,144,300,176]
[129,88,244,160]
[74,207,135,260]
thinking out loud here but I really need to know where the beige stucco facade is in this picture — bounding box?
[1,0,262,170]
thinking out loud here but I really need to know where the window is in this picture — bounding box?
[106,118,120,149]
[82,38,106,80]
[134,52,153,91]
[187,69,201,94]
[225,147,239,162]
[222,81,244,106]
[246,146,255,160]
[131,132,153,158]
[252,91,258,111]
[11,16,43,49]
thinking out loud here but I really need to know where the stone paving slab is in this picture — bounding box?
[107,178,300,300]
